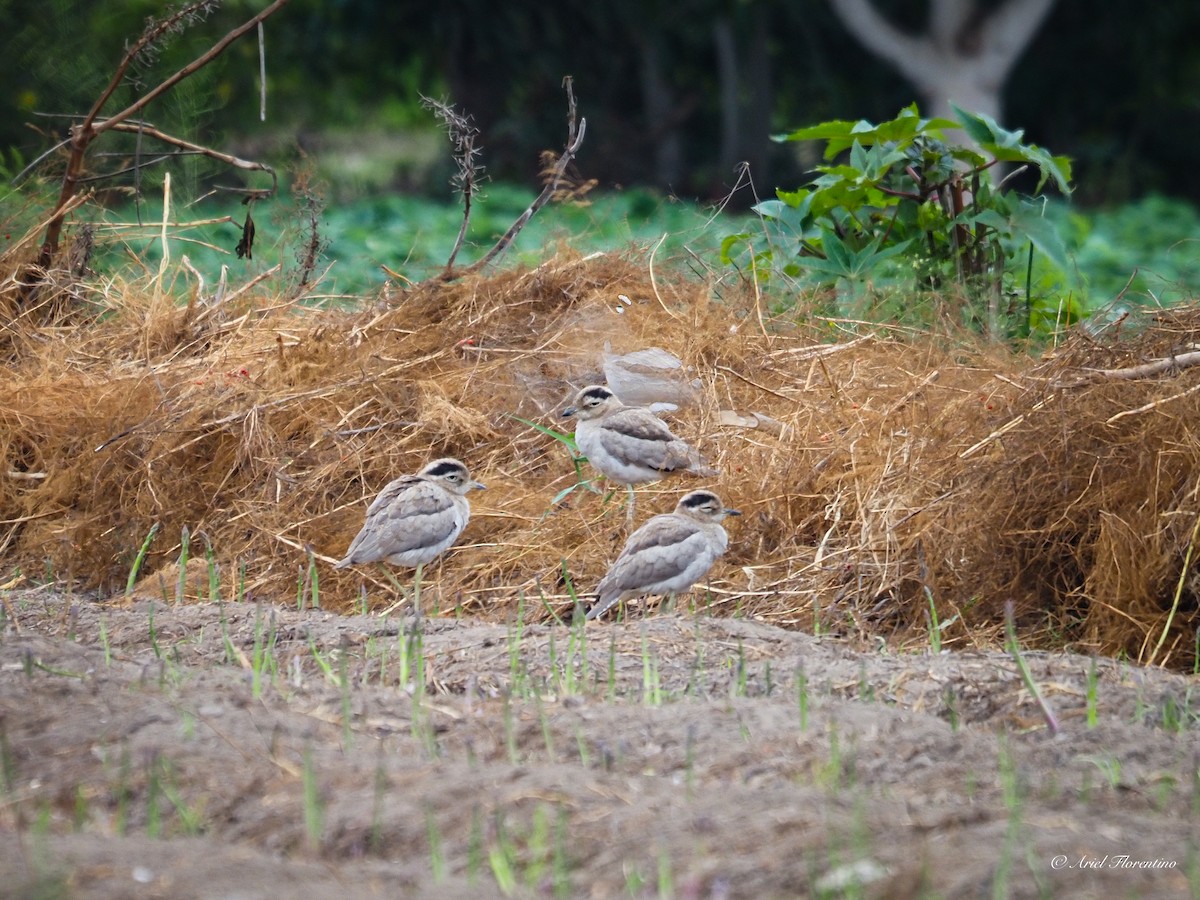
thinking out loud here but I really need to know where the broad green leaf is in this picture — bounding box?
[814,164,866,181]
[778,105,956,158]
[949,146,990,170]
[803,233,915,281]
[775,188,811,208]
[800,256,859,279]
[821,230,854,271]
[754,198,813,238]
[950,103,1072,193]
[952,105,1027,148]
[970,208,1012,234]
[866,238,915,265]
[777,118,869,143]
[1009,201,1073,275]
[719,232,751,266]
[752,199,791,219]
[507,414,578,453]
[849,140,869,174]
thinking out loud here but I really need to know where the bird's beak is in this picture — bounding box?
[561,406,577,418]
[725,508,742,517]
[472,481,487,491]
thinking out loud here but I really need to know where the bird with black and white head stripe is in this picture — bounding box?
[587,489,739,621]
[335,457,485,610]
[561,384,716,524]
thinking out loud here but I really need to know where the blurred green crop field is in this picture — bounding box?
[1045,195,1200,309]
[80,184,748,301]
[21,182,1200,312]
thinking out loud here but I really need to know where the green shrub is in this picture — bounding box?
[722,104,1077,339]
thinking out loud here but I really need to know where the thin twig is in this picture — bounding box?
[959,394,1056,459]
[92,0,291,140]
[1146,508,1200,668]
[77,151,196,182]
[1106,380,1200,425]
[647,233,680,321]
[257,21,268,122]
[421,95,483,273]
[1086,350,1200,382]
[10,136,72,185]
[29,0,289,277]
[453,77,586,278]
[107,122,277,193]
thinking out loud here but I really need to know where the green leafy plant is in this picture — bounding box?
[1086,657,1100,729]
[724,104,1076,339]
[508,415,605,507]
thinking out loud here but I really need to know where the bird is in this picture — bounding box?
[587,489,740,621]
[560,384,716,524]
[335,457,485,611]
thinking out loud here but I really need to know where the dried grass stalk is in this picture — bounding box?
[2,233,1199,668]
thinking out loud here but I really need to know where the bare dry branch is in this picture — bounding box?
[1045,349,1200,390]
[107,122,278,194]
[421,96,484,272]
[454,77,587,279]
[93,0,291,140]
[25,0,290,296]
[1083,350,1200,381]
[79,3,219,141]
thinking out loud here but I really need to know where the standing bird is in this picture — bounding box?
[335,457,485,611]
[587,489,740,621]
[561,384,716,525]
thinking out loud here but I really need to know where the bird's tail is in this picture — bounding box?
[585,592,620,621]
[662,443,718,478]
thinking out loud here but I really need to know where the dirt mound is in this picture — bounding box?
[3,242,1200,667]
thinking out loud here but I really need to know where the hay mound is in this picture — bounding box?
[3,242,1199,668]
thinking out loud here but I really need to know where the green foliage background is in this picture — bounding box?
[1,0,1196,324]
[70,182,1200,317]
[81,185,746,298]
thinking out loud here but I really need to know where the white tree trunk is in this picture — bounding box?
[828,0,1056,126]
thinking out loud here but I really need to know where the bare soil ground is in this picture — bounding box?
[2,586,1196,899]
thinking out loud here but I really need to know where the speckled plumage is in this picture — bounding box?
[588,490,739,621]
[335,458,485,569]
[561,385,716,486]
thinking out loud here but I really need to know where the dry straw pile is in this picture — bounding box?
[3,225,1200,669]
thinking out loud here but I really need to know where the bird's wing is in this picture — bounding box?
[341,478,462,564]
[595,517,711,596]
[619,513,701,555]
[603,409,679,442]
[593,410,690,470]
[363,474,423,516]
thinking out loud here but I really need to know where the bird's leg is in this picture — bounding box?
[378,564,407,601]
[625,483,636,530]
[411,562,425,619]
